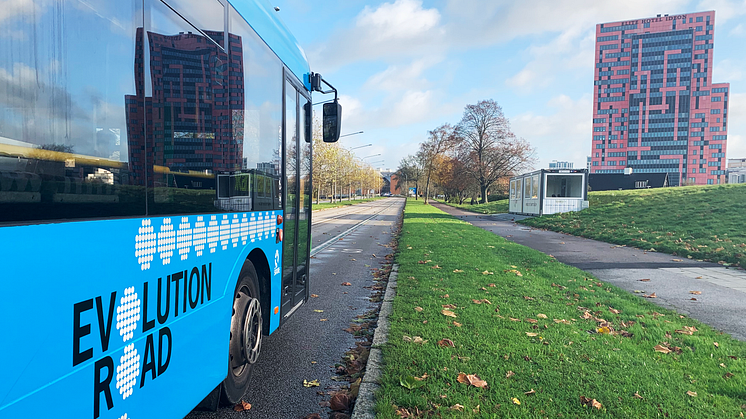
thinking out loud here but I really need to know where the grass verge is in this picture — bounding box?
[376,199,746,418]
[313,197,383,211]
[438,199,509,214]
[520,184,746,268]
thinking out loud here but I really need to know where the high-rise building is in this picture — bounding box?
[590,11,729,186]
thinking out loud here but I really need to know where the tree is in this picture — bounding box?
[417,124,458,204]
[456,99,535,203]
[396,155,423,200]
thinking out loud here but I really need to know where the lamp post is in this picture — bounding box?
[339,131,364,138]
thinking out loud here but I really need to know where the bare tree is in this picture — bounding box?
[396,155,423,200]
[456,99,535,203]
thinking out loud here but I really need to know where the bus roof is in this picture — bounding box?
[229,0,311,91]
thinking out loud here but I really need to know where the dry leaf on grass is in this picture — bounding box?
[634,392,643,399]
[457,373,488,388]
[654,345,672,354]
[507,269,523,276]
[537,313,548,319]
[414,307,423,312]
[450,404,464,411]
[609,308,621,314]
[686,391,697,397]
[580,396,603,410]
[526,332,538,337]
[505,371,515,379]
[431,265,442,269]
[524,389,536,395]
[441,309,458,318]
[453,321,462,327]
[512,397,521,405]
[438,338,455,347]
[453,269,464,273]
[714,342,720,348]
[233,401,252,412]
[526,318,538,324]
[488,283,496,287]
[442,304,457,309]
[482,270,494,275]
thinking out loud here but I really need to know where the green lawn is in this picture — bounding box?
[521,184,746,268]
[376,199,746,418]
[439,199,509,214]
[312,196,383,211]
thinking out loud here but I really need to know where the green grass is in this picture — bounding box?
[521,184,746,268]
[312,196,383,211]
[439,198,509,214]
[376,199,746,418]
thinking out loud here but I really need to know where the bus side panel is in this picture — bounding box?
[0,212,281,419]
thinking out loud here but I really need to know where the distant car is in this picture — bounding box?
[382,193,391,197]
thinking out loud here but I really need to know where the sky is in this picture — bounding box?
[272,0,746,172]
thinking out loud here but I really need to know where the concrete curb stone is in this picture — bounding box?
[350,264,398,419]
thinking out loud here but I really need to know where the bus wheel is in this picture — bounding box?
[223,261,263,404]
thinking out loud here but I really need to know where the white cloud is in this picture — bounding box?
[511,94,593,169]
[363,56,442,93]
[695,0,746,23]
[730,23,745,36]
[713,59,743,82]
[309,0,445,71]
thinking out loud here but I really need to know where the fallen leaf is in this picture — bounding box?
[580,396,603,410]
[686,391,697,397]
[414,307,423,312]
[303,379,320,387]
[450,404,465,411]
[488,283,496,287]
[400,376,424,390]
[526,318,538,324]
[329,393,350,411]
[672,259,683,262]
[313,309,324,313]
[431,265,442,269]
[442,304,457,309]
[654,345,672,354]
[714,342,720,348]
[638,278,651,282]
[311,294,319,298]
[441,294,450,298]
[320,319,328,322]
[526,332,538,337]
[482,270,494,275]
[597,326,611,334]
[508,269,523,276]
[634,392,643,399]
[453,269,464,273]
[524,389,536,395]
[690,291,702,295]
[512,397,521,405]
[413,373,429,381]
[609,308,621,314]
[724,372,735,379]
[438,339,455,347]
[233,401,252,412]
[457,372,488,388]
[441,309,458,318]
[505,370,515,378]
[720,363,727,368]
[509,317,521,322]
[642,293,657,298]
[341,282,352,286]
[537,313,548,319]
[453,321,462,327]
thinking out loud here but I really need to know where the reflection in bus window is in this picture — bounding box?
[0,0,144,222]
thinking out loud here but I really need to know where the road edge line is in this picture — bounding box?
[350,263,398,419]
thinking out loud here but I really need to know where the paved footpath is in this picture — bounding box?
[431,202,746,341]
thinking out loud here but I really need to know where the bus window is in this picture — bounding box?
[230,8,282,211]
[0,0,144,222]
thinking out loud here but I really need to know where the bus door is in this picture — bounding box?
[281,76,309,318]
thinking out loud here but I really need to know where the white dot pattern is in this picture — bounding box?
[135,220,156,271]
[135,212,276,270]
[116,343,140,400]
[116,287,141,342]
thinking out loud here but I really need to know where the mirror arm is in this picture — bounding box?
[310,72,338,102]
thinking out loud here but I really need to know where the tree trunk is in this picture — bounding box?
[480,184,488,204]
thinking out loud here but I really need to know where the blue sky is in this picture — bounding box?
[273,0,746,172]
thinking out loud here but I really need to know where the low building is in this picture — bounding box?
[588,170,669,191]
[727,158,746,184]
[509,169,589,216]
[549,160,574,169]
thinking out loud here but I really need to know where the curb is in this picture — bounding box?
[350,264,398,419]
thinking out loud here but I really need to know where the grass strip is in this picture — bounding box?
[521,184,746,268]
[313,197,384,211]
[438,199,508,214]
[376,199,746,418]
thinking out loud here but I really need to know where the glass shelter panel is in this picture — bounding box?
[545,175,584,198]
[0,0,144,222]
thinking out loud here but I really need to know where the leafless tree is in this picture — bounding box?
[456,99,535,203]
[417,124,458,204]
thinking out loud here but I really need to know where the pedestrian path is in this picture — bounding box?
[430,202,746,341]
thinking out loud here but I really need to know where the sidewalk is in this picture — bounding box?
[431,202,746,341]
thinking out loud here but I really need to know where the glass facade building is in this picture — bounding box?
[590,11,729,185]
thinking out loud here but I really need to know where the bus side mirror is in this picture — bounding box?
[323,101,342,143]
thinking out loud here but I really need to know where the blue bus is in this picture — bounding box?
[0,0,341,417]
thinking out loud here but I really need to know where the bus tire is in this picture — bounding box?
[222,261,263,404]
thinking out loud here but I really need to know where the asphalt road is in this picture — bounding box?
[431,202,746,342]
[186,198,404,419]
